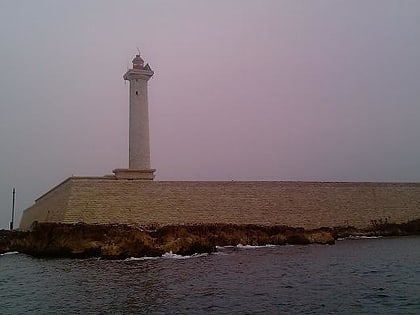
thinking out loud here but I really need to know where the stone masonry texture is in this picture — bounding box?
[19,177,420,230]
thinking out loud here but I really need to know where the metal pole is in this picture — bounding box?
[10,188,15,230]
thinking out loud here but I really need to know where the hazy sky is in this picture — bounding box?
[1,0,419,228]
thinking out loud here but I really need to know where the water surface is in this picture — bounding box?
[1,236,419,314]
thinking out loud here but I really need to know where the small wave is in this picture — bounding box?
[162,252,208,259]
[236,244,277,249]
[337,236,383,241]
[0,251,19,256]
[347,236,383,240]
[217,244,290,250]
[124,256,160,261]
[125,252,208,261]
[215,245,235,249]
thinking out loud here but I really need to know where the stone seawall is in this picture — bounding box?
[19,177,420,230]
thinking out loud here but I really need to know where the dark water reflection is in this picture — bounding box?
[1,236,420,314]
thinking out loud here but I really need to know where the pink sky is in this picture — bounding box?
[0,1,419,228]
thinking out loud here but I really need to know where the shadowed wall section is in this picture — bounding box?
[19,178,420,230]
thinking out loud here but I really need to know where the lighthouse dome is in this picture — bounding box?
[132,54,144,69]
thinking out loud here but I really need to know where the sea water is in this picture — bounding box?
[1,236,419,314]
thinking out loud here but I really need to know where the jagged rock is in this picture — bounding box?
[305,228,335,245]
[0,219,419,259]
[402,219,420,233]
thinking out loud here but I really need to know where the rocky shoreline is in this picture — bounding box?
[1,219,419,259]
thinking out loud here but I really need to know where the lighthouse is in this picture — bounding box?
[113,53,155,180]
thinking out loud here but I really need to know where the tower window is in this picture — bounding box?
[136,91,138,95]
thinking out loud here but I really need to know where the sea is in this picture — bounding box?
[1,236,419,314]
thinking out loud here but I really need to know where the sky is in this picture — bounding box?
[0,0,419,229]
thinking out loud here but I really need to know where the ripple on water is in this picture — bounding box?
[0,236,419,314]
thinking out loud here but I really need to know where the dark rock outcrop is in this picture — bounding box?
[1,219,419,259]
[332,218,420,239]
[1,223,334,259]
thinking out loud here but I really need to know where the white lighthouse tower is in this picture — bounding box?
[113,53,155,180]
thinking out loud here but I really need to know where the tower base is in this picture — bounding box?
[113,168,155,180]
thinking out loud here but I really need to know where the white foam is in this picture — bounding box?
[236,244,277,249]
[348,235,383,240]
[124,252,208,261]
[217,244,284,250]
[124,256,160,261]
[215,245,235,249]
[0,251,19,256]
[162,251,208,259]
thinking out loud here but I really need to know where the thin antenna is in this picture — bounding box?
[10,188,15,230]
[136,47,141,55]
